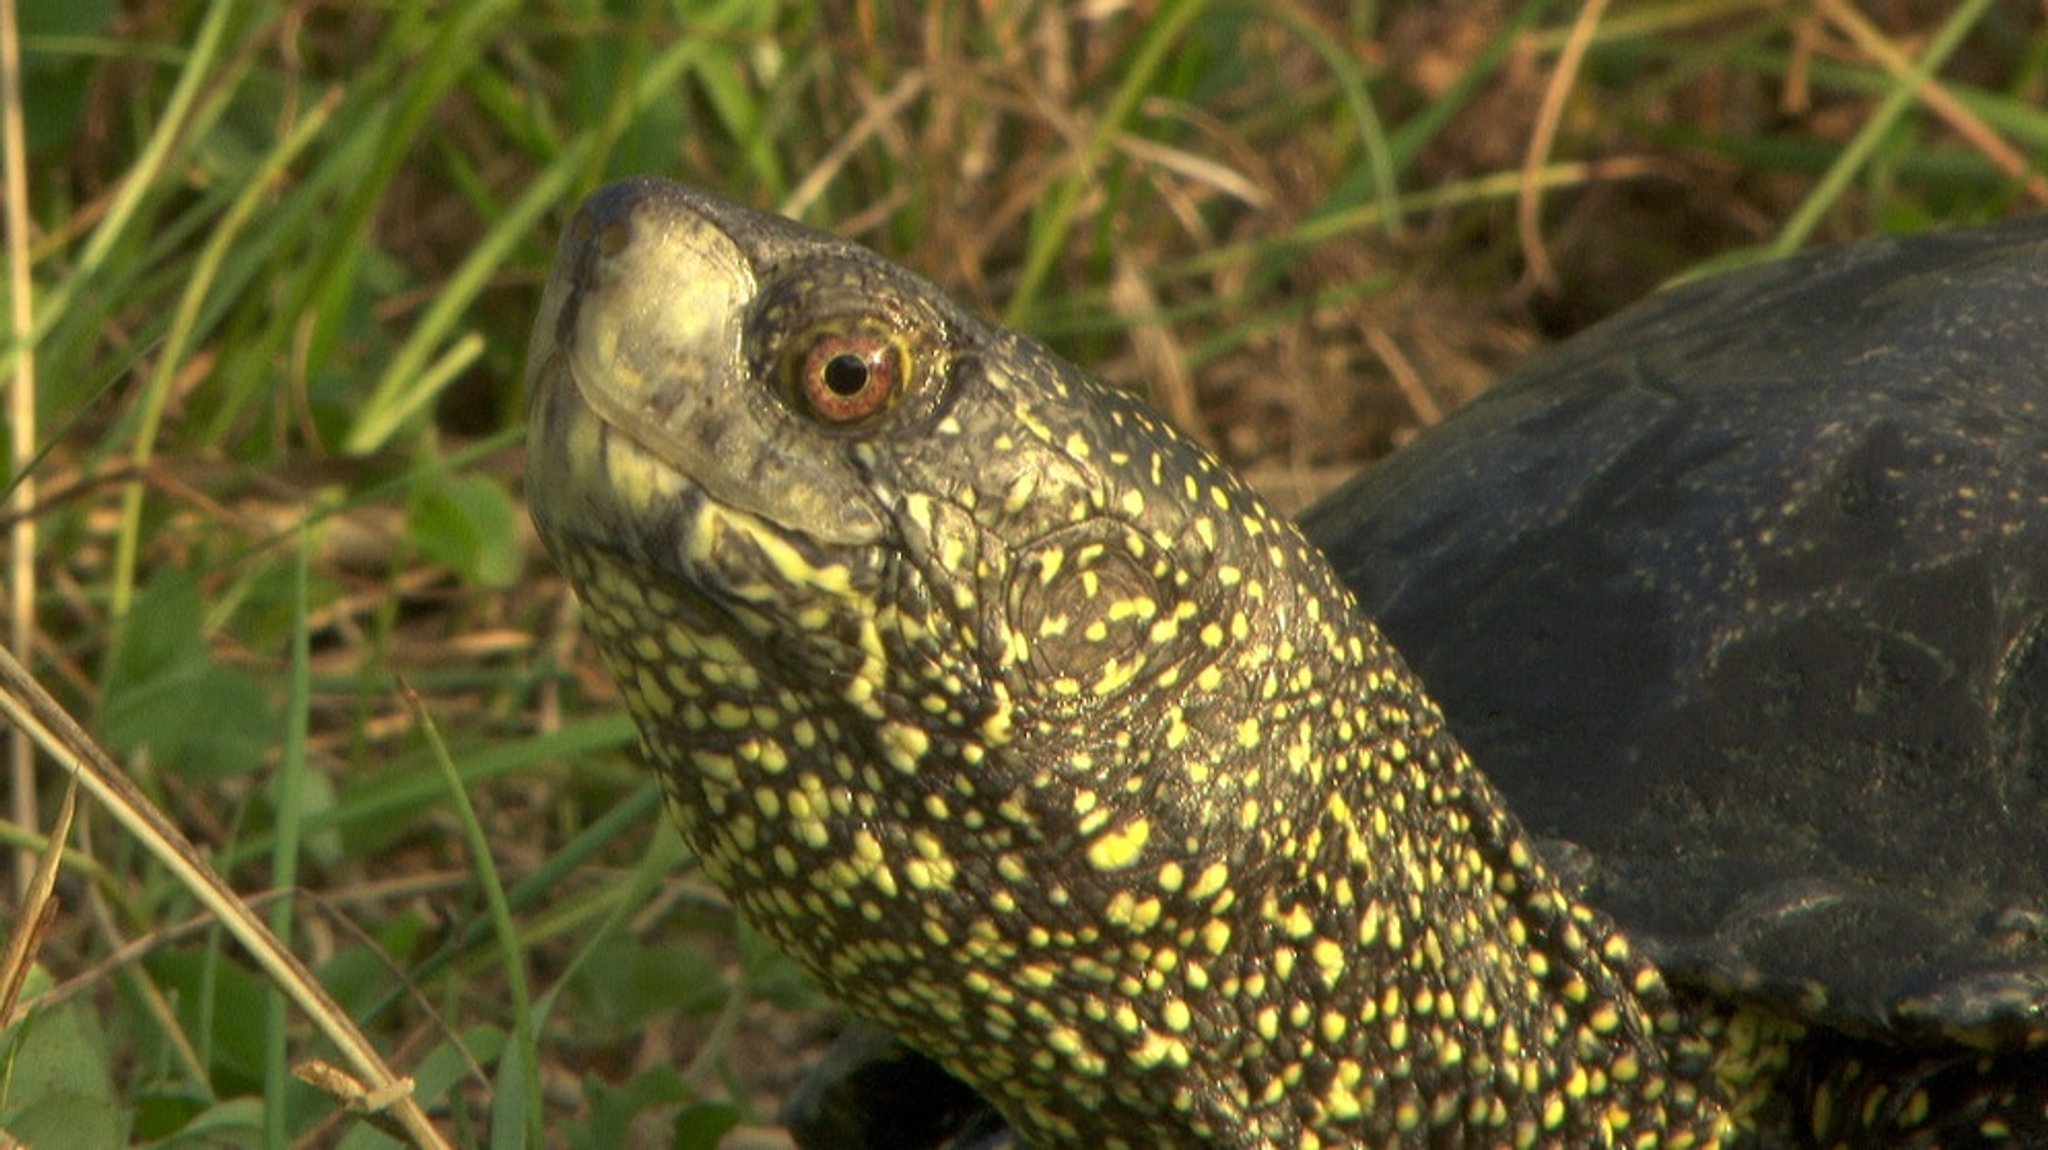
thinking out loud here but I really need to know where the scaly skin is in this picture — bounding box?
[526,179,1741,1148]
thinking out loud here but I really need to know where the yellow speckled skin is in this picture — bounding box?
[526,181,2045,1148]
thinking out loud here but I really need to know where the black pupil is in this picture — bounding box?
[823,352,871,397]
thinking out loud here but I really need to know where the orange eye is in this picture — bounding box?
[798,330,906,423]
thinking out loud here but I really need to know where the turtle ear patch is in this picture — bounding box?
[1005,520,1197,711]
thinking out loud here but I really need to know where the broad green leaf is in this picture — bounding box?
[101,571,278,780]
[409,471,524,589]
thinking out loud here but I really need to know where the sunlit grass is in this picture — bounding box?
[2,2,2042,1146]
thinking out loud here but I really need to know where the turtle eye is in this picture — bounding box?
[794,328,907,424]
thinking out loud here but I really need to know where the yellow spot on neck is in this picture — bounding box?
[1087,817,1152,871]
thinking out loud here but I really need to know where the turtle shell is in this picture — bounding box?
[1304,216,2048,1050]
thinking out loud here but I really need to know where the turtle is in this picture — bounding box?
[524,176,2048,1148]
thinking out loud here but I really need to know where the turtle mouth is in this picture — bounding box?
[526,288,894,716]
[528,318,887,630]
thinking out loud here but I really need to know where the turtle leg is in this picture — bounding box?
[783,1023,1019,1150]
[1799,1043,2048,1148]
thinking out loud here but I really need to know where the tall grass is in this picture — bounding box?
[2,2,2042,1146]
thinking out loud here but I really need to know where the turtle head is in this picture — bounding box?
[528,177,1383,1127]
[527,179,1708,1143]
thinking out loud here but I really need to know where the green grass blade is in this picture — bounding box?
[1004,0,1212,326]
[1774,0,2004,253]
[344,143,589,453]
[263,534,313,1147]
[414,686,540,1142]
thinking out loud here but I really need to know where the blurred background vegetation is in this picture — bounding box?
[1,1,2042,1146]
